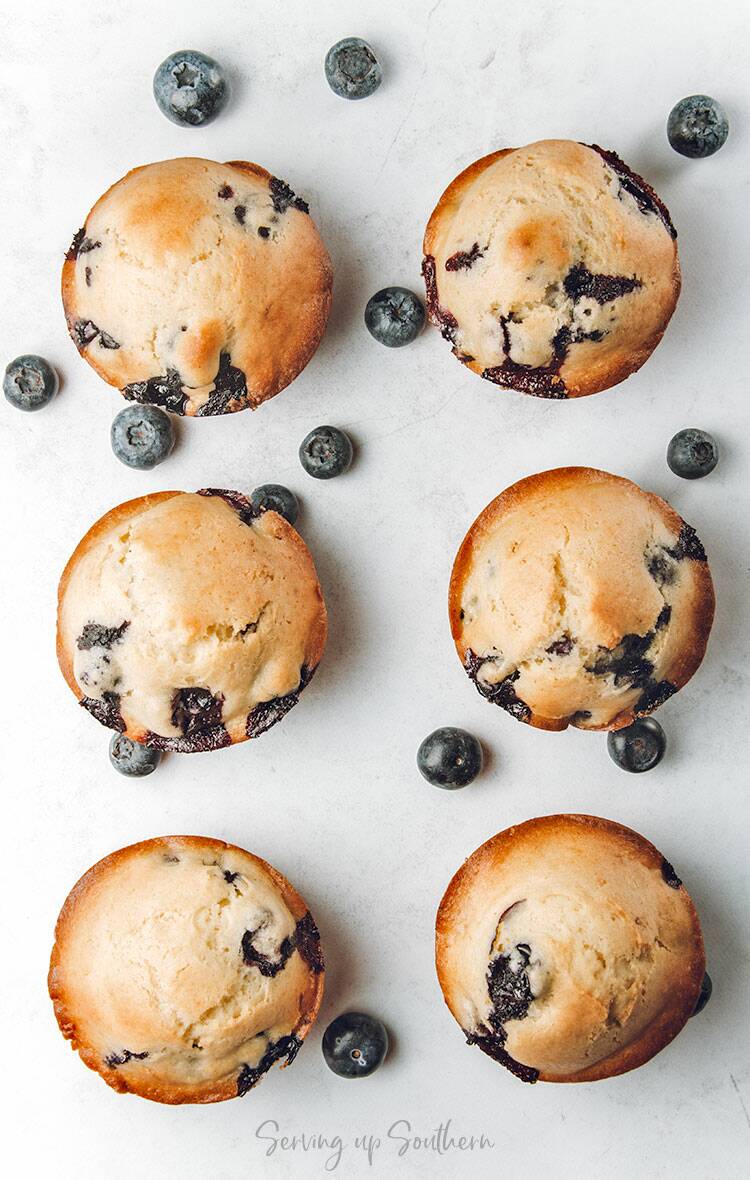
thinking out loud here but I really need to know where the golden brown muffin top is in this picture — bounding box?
[450,467,714,730]
[436,815,705,1083]
[423,140,680,397]
[57,490,327,750]
[62,158,332,415]
[49,836,324,1103]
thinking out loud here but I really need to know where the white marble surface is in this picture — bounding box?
[1,0,749,1175]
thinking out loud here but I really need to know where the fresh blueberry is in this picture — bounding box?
[667,95,729,158]
[322,1012,388,1078]
[607,717,666,773]
[3,355,59,411]
[325,38,382,100]
[691,971,713,1017]
[299,425,353,480]
[109,733,162,777]
[667,428,718,479]
[153,50,229,127]
[417,727,483,789]
[365,287,425,348]
[249,483,299,526]
[111,404,175,469]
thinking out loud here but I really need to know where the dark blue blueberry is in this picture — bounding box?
[325,38,382,100]
[667,428,718,480]
[299,425,353,480]
[365,287,425,348]
[322,1012,388,1078]
[667,96,729,158]
[3,355,59,411]
[417,727,483,789]
[249,484,299,526]
[111,404,175,469]
[691,971,713,1016]
[153,50,229,127]
[109,733,162,777]
[607,717,666,773]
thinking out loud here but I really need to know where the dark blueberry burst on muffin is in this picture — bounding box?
[422,140,680,398]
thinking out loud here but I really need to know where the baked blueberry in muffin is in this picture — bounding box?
[422,140,680,397]
[49,836,324,1103]
[449,468,714,731]
[57,489,327,751]
[436,814,705,1083]
[62,158,332,415]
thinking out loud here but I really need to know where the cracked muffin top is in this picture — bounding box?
[436,814,705,1084]
[57,489,327,751]
[61,157,332,416]
[449,467,714,731]
[49,836,324,1104]
[422,140,680,398]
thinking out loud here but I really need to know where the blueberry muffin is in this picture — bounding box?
[436,814,705,1083]
[422,140,679,397]
[62,158,332,416]
[450,468,714,731]
[49,836,324,1103]
[57,489,327,751]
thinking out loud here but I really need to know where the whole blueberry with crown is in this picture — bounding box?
[325,38,382,99]
[667,96,728,158]
[365,287,425,347]
[153,49,229,126]
[4,355,58,411]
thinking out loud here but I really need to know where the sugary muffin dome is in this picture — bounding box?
[61,157,332,415]
[423,140,680,398]
[436,815,705,1083]
[57,490,327,751]
[49,837,324,1103]
[450,468,714,730]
